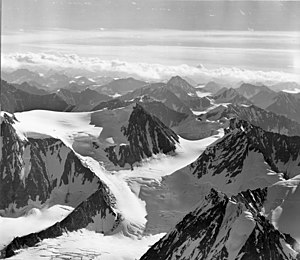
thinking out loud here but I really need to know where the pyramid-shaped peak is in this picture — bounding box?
[167,75,191,86]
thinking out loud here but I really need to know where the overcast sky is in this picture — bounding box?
[3,0,300,32]
[2,0,300,83]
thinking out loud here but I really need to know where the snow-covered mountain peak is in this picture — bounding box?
[98,103,179,168]
[0,112,113,217]
[140,188,299,260]
[187,118,300,195]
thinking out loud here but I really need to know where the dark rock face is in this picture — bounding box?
[190,118,300,181]
[201,104,300,136]
[234,189,299,260]
[1,80,72,113]
[1,186,120,258]
[140,189,298,260]
[140,189,228,260]
[105,104,179,168]
[232,188,268,213]
[0,114,101,215]
[227,119,300,174]
[237,219,297,260]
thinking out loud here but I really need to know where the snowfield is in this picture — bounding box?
[6,108,300,259]
[8,230,165,260]
[264,175,300,243]
[0,205,73,249]
[1,109,224,259]
[13,110,103,145]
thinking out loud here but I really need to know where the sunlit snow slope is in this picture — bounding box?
[0,109,222,259]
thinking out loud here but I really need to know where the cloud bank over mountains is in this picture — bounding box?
[2,52,299,85]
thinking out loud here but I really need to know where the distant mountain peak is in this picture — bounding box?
[238,82,274,99]
[213,88,252,105]
[167,75,193,89]
[200,103,300,136]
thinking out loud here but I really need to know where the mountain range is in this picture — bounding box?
[1,68,300,259]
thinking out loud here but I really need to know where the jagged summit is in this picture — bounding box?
[1,185,120,258]
[0,113,107,216]
[199,103,300,136]
[105,104,179,168]
[187,118,300,194]
[140,188,299,260]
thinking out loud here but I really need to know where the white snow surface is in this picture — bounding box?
[196,91,212,97]
[191,149,282,196]
[282,88,300,94]
[118,132,223,181]
[4,108,300,258]
[9,230,165,260]
[3,109,225,259]
[13,110,103,147]
[224,206,255,259]
[111,93,122,98]
[263,175,300,243]
[0,205,73,248]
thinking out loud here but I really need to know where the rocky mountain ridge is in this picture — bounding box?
[140,188,299,260]
[0,113,108,216]
[199,103,300,136]
[104,104,179,168]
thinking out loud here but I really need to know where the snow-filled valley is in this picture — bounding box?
[2,88,300,259]
[0,205,73,249]
[2,0,300,256]
[0,109,224,259]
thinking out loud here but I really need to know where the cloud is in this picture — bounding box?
[2,52,299,85]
